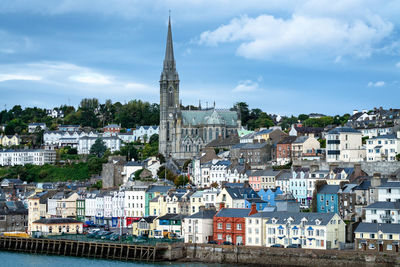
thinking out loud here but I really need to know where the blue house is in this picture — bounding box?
[317,185,340,214]
[258,187,283,206]
[244,198,268,210]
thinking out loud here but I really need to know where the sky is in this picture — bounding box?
[0,0,400,116]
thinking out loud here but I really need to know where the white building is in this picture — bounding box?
[0,149,56,166]
[366,132,400,162]
[112,191,125,226]
[326,127,365,162]
[85,193,98,222]
[246,212,345,249]
[125,184,147,218]
[358,126,393,138]
[209,160,230,186]
[78,136,121,154]
[132,126,159,143]
[183,208,216,244]
[44,130,98,148]
[364,202,400,224]
[377,181,400,202]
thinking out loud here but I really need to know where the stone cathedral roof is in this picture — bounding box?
[181,109,239,127]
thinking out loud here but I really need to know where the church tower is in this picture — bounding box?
[159,16,180,158]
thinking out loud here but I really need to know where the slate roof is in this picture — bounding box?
[232,142,268,149]
[318,185,340,194]
[354,180,371,190]
[328,127,361,134]
[294,126,323,134]
[370,134,397,140]
[355,222,400,234]
[34,218,81,224]
[261,211,336,226]
[378,182,400,188]
[225,187,258,199]
[0,201,27,215]
[205,134,239,148]
[146,185,172,194]
[187,209,216,219]
[181,109,239,127]
[125,161,143,167]
[278,136,297,144]
[141,216,157,223]
[251,169,281,177]
[364,202,400,210]
[275,192,296,202]
[293,136,309,144]
[255,129,273,135]
[215,208,251,218]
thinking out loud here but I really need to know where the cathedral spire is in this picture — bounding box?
[163,14,176,73]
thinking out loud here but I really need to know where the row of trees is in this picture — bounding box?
[0,98,160,135]
[234,102,350,130]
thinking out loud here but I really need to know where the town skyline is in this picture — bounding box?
[1,1,400,115]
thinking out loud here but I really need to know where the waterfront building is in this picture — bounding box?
[377,181,400,202]
[355,222,400,252]
[366,132,400,162]
[364,202,400,224]
[213,203,257,245]
[183,207,216,244]
[145,185,172,216]
[32,218,83,235]
[0,201,28,233]
[261,212,345,249]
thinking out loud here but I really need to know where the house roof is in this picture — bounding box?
[33,218,82,224]
[261,211,336,226]
[251,169,281,177]
[187,209,216,219]
[232,142,268,149]
[278,136,297,144]
[215,208,251,218]
[318,185,340,194]
[146,185,172,193]
[328,127,361,134]
[294,126,323,134]
[378,182,400,188]
[293,136,309,144]
[225,187,258,199]
[364,201,400,210]
[355,222,400,234]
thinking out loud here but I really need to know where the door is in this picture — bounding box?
[362,243,366,251]
[237,235,243,245]
[379,244,383,252]
[395,245,399,252]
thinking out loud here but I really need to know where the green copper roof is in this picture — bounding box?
[181,109,239,126]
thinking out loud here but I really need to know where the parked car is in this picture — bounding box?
[207,240,218,245]
[286,244,301,248]
[222,241,233,245]
[271,244,284,248]
[101,232,113,240]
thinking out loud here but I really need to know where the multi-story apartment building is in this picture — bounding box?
[291,136,320,161]
[326,127,365,162]
[364,202,400,224]
[125,184,147,218]
[366,132,400,162]
[0,149,56,166]
[183,208,216,244]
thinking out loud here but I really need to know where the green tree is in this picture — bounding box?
[174,175,189,187]
[90,138,107,157]
[298,114,309,121]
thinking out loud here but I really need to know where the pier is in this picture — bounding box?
[0,236,165,262]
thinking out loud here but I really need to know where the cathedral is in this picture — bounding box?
[159,17,241,159]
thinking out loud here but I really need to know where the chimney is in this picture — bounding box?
[249,203,258,216]
[353,110,358,115]
[219,202,225,210]
[371,173,381,188]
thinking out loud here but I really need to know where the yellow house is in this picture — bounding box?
[28,190,57,234]
[133,216,158,237]
[355,223,400,252]
[149,195,168,216]
[215,188,235,209]
[1,134,20,147]
[190,191,204,215]
[32,218,83,235]
[56,192,79,218]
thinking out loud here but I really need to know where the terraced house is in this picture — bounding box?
[246,212,345,249]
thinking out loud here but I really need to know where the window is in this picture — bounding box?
[218,234,222,240]
[370,234,375,239]
[218,223,222,230]
[237,224,242,230]
[226,223,231,230]
[308,230,313,236]
[388,234,393,240]
[278,229,284,235]
[387,244,393,250]
[369,243,375,249]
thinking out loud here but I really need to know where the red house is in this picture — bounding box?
[103,124,121,134]
[213,203,257,245]
[276,136,297,165]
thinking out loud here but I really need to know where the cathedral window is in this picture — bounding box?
[191,129,194,136]
[195,129,198,135]
[216,128,219,138]
[209,128,213,140]
[168,87,173,107]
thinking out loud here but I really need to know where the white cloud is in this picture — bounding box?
[233,80,259,92]
[368,81,385,87]
[0,74,42,82]
[199,13,393,60]
[70,73,112,85]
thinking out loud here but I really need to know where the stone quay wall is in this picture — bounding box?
[178,243,400,266]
